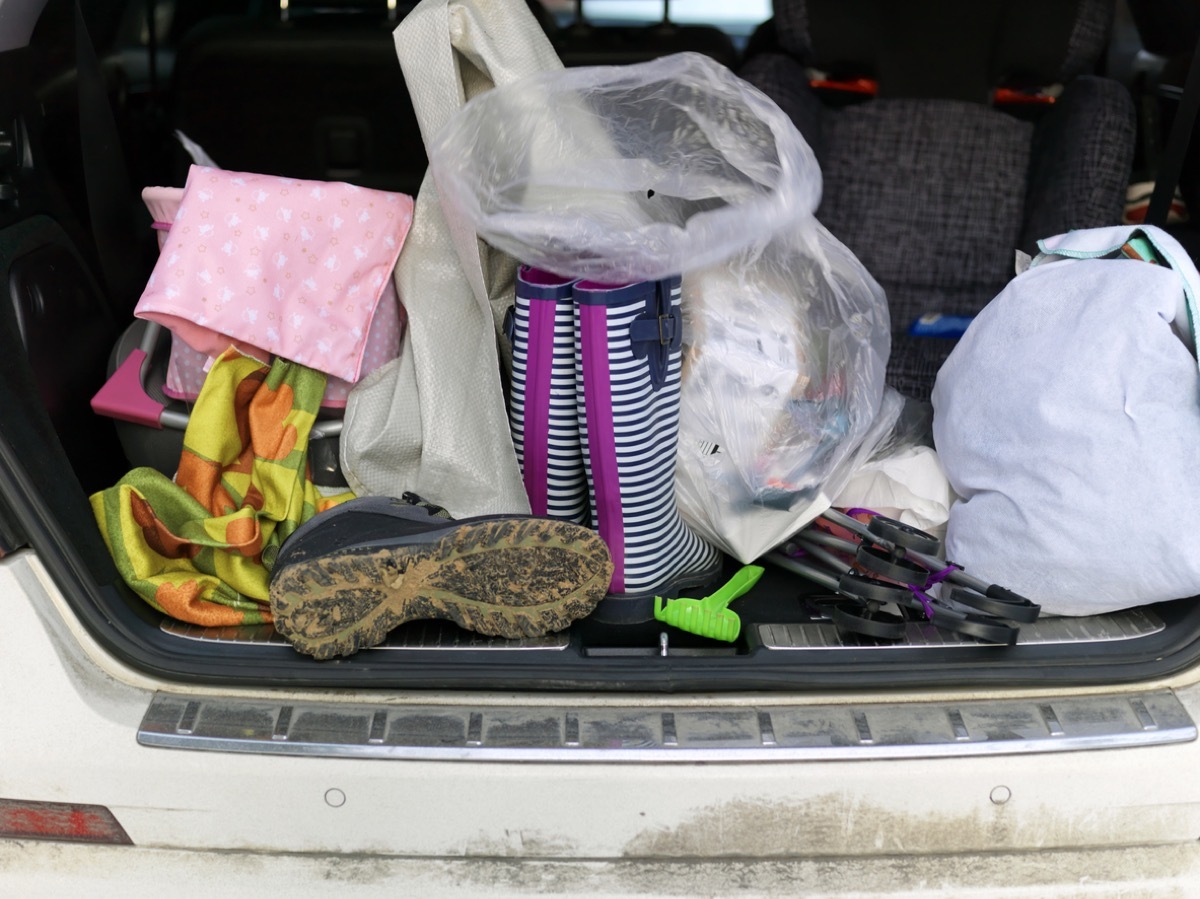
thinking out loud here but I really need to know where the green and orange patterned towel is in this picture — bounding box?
[91,349,354,626]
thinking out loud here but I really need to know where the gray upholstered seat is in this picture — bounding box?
[740,0,1137,399]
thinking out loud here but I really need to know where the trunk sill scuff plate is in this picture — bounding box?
[758,607,1165,649]
[138,689,1196,762]
[158,608,1165,652]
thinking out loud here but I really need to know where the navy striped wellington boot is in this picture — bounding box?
[574,275,723,623]
[506,266,589,524]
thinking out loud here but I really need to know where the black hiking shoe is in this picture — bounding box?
[268,495,613,659]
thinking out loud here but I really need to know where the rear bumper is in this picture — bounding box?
[4,841,1200,897]
[6,549,1200,894]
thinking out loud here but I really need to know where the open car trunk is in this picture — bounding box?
[5,211,1199,694]
[5,0,1200,695]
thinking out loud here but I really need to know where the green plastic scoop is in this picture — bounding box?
[653,565,765,642]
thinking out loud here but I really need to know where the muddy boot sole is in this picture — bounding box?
[269,518,613,659]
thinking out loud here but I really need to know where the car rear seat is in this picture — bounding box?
[740,0,1137,401]
[168,0,425,195]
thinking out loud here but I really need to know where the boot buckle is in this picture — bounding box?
[629,278,681,391]
[655,313,676,345]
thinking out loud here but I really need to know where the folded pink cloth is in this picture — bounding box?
[136,166,413,385]
[141,183,405,409]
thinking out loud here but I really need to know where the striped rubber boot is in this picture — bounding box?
[574,275,723,623]
[505,266,588,524]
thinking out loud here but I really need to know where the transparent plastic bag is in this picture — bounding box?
[430,52,820,282]
[429,52,890,561]
[675,228,889,560]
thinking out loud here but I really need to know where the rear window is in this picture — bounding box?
[542,0,771,42]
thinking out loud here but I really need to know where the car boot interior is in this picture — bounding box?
[4,0,1200,691]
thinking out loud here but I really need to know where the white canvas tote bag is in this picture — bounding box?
[340,0,563,516]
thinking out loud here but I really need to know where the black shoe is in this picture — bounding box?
[269,495,613,659]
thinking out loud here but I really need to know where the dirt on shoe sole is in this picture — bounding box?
[269,518,614,659]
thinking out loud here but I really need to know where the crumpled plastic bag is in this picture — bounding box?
[673,226,890,560]
[829,393,956,541]
[430,51,891,561]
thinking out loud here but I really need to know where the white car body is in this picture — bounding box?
[3,0,1200,895]
[5,546,1200,896]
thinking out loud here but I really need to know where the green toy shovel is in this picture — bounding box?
[653,565,765,642]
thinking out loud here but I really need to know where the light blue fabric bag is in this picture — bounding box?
[932,224,1200,616]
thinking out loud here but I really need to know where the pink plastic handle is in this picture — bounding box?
[90,349,164,429]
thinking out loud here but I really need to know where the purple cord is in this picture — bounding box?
[843,507,880,519]
[906,563,960,621]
